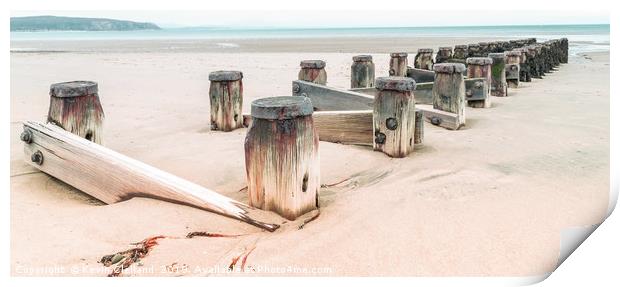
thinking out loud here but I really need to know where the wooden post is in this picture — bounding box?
[373,77,416,158]
[516,48,531,82]
[351,55,375,89]
[244,96,319,220]
[505,50,522,88]
[389,52,408,76]
[465,57,493,108]
[560,38,569,63]
[468,44,481,57]
[22,121,279,231]
[435,47,453,64]
[414,109,424,144]
[478,42,490,55]
[414,48,434,70]
[488,53,508,97]
[209,70,244,132]
[526,46,541,79]
[298,60,327,85]
[47,81,104,144]
[452,45,469,63]
[432,63,466,128]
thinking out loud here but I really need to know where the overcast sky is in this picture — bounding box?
[11,10,609,28]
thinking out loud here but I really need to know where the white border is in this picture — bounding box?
[2,0,616,286]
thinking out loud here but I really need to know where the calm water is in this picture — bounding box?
[10,24,609,53]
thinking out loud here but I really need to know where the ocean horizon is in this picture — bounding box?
[10,23,609,54]
[10,23,609,41]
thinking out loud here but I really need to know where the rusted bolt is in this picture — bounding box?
[389,69,396,76]
[375,132,386,144]
[20,129,33,144]
[475,81,483,88]
[300,92,308,98]
[431,116,442,125]
[386,118,398,130]
[511,65,518,71]
[31,150,44,165]
[466,90,473,97]
[292,83,301,93]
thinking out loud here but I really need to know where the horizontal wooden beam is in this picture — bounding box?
[416,104,464,130]
[244,110,373,146]
[292,80,374,111]
[407,67,435,83]
[21,121,280,232]
[352,78,486,105]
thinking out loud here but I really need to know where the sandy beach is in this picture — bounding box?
[10,37,609,276]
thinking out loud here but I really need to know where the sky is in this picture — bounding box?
[10,10,610,28]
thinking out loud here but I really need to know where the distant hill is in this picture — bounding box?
[10,16,161,32]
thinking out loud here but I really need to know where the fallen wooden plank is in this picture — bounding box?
[292,80,374,111]
[416,104,463,130]
[21,121,280,232]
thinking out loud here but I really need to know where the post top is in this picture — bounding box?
[433,63,466,74]
[466,57,493,65]
[488,52,507,59]
[209,70,243,81]
[468,44,480,48]
[390,52,408,58]
[505,50,522,56]
[417,48,433,53]
[300,60,326,69]
[455,45,468,49]
[251,96,313,120]
[438,47,452,51]
[353,55,373,62]
[375,77,416,91]
[49,81,98,98]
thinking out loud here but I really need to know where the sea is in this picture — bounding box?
[10,24,609,54]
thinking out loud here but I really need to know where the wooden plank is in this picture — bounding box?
[21,121,280,232]
[464,78,488,101]
[313,111,373,146]
[349,87,378,97]
[416,104,463,130]
[293,80,373,111]
[407,67,436,83]
[244,111,374,146]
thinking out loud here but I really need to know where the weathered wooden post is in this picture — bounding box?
[478,42,490,55]
[373,77,416,158]
[465,57,493,108]
[414,109,424,144]
[298,60,327,85]
[526,46,541,79]
[516,48,531,82]
[414,48,434,70]
[432,63,466,128]
[488,53,508,97]
[47,81,104,144]
[505,50,522,88]
[244,96,319,220]
[451,45,469,63]
[389,52,408,76]
[435,47,452,64]
[468,44,481,57]
[209,70,244,131]
[351,55,375,89]
[560,38,569,63]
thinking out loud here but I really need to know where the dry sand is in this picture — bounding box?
[10,37,609,276]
